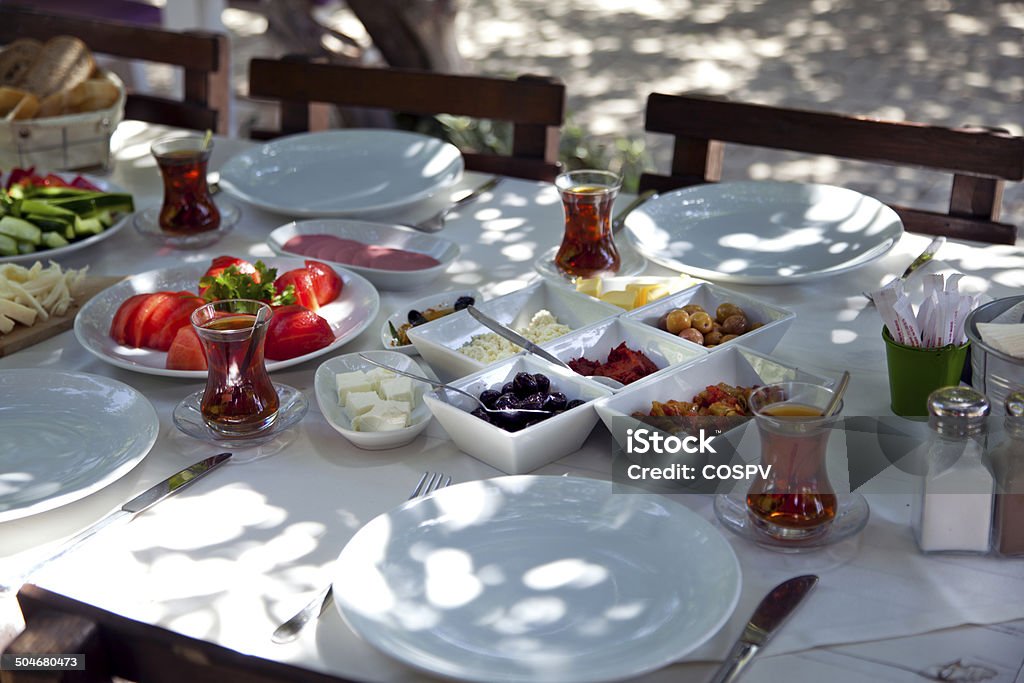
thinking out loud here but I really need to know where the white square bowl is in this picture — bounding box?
[541,317,707,389]
[592,346,832,452]
[623,282,794,355]
[408,280,622,381]
[422,354,614,474]
[314,350,433,451]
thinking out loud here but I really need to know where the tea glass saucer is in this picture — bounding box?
[534,241,646,284]
[173,383,308,449]
[713,489,870,553]
[133,197,241,249]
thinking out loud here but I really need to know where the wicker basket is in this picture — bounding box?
[0,72,126,171]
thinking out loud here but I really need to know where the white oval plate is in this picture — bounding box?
[332,475,741,683]
[0,369,158,523]
[624,181,903,284]
[73,256,380,379]
[267,219,459,291]
[218,130,464,218]
[0,172,132,265]
[381,288,481,355]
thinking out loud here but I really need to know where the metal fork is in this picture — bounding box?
[410,177,501,232]
[271,472,452,644]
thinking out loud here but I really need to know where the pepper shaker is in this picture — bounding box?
[989,391,1024,556]
[912,387,993,554]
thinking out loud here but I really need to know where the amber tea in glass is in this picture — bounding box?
[191,299,279,436]
[554,170,622,279]
[745,382,841,541]
[152,134,220,236]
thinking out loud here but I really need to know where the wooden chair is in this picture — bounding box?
[248,59,566,182]
[640,93,1024,244]
[0,5,230,135]
[2,584,359,683]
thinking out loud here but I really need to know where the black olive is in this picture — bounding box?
[542,392,567,412]
[565,399,586,411]
[512,371,538,397]
[501,381,516,396]
[470,407,492,424]
[478,389,501,408]
[453,296,475,311]
[493,393,520,410]
[519,392,546,411]
[407,309,428,326]
[533,373,551,394]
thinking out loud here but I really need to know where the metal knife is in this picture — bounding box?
[708,575,819,683]
[466,305,572,370]
[5,452,232,590]
[612,189,658,233]
[864,236,945,302]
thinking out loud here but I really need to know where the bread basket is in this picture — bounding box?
[0,71,125,171]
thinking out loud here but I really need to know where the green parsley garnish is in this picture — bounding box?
[199,260,296,305]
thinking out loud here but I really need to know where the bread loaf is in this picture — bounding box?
[38,78,119,117]
[0,86,26,115]
[0,85,39,121]
[0,39,42,88]
[18,36,95,98]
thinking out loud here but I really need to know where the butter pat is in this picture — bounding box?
[336,371,372,405]
[345,391,381,417]
[352,401,410,432]
[379,376,414,404]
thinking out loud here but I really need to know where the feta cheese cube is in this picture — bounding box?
[336,371,372,405]
[379,376,414,404]
[366,367,396,392]
[352,402,410,432]
[345,391,381,418]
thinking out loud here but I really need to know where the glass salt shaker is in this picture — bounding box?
[989,391,1024,557]
[912,387,993,554]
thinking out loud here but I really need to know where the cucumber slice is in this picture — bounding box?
[17,241,35,254]
[42,232,70,249]
[0,234,16,256]
[0,215,42,245]
[74,217,103,236]
[18,199,77,218]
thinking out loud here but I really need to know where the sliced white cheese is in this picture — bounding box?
[345,391,382,418]
[0,298,37,326]
[379,376,414,404]
[366,367,396,391]
[336,371,373,405]
[352,402,410,432]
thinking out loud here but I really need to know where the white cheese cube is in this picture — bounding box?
[345,391,381,418]
[366,367,396,392]
[352,402,410,432]
[379,376,414,404]
[336,371,372,405]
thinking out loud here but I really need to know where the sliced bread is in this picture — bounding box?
[18,36,95,98]
[0,38,42,88]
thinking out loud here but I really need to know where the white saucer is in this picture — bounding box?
[534,241,646,285]
[133,197,241,249]
[173,383,308,449]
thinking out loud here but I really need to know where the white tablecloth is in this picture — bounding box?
[1,122,1023,682]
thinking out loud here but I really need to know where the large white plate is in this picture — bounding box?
[0,172,131,265]
[332,475,741,683]
[624,181,903,284]
[73,256,380,379]
[0,369,158,523]
[267,218,459,291]
[218,130,464,218]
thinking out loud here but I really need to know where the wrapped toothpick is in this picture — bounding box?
[875,274,976,348]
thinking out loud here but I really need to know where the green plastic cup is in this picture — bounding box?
[882,326,970,417]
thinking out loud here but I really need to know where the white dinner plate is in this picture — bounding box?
[332,475,741,683]
[624,181,903,284]
[0,172,132,265]
[267,218,459,291]
[218,130,464,218]
[73,256,380,379]
[0,369,158,523]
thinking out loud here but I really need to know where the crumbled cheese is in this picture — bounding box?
[458,309,571,363]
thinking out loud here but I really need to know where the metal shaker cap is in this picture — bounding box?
[1005,391,1024,417]
[927,386,990,435]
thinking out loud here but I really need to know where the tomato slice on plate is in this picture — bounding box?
[264,304,334,361]
[304,260,343,305]
[125,292,175,348]
[274,268,319,312]
[166,326,207,371]
[109,293,151,346]
[149,293,206,351]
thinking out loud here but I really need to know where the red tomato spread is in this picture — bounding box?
[568,342,659,385]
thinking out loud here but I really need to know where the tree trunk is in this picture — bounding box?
[345,0,464,72]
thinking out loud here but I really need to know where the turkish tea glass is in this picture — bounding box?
[745,381,841,541]
[554,170,622,279]
[191,299,279,436]
[152,134,220,236]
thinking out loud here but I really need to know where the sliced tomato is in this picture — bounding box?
[126,292,175,348]
[109,293,151,346]
[147,293,206,351]
[264,304,334,361]
[274,268,318,312]
[70,175,102,191]
[41,173,69,187]
[303,260,343,305]
[166,325,207,371]
[5,166,34,190]
[199,256,260,296]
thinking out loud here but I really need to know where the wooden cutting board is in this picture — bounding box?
[0,275,124,357]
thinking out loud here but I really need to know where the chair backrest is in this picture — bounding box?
[4,584,359,683]
[641,93,1024,244]
[248,59,566,182]
[0,5,230,135]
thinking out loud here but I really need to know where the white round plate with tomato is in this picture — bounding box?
[73,256,380,378]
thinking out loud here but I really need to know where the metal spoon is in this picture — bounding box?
[863,236,944,302]
[411,176,502,233]
[357,354,550,415]
[824,371,851,417]
[465,306,624,390]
